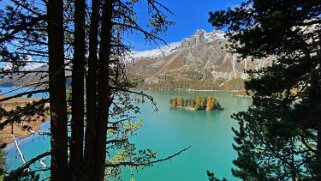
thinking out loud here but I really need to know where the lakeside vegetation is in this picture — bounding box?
[170,96,223,111]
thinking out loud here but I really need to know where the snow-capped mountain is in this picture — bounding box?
[127,29,270,85]
[130,29,225,59]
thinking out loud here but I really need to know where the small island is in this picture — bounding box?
[169,96,223,111]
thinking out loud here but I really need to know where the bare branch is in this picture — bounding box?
[6,152,51,181]
[0,89,48,102]
[105,145,192,167]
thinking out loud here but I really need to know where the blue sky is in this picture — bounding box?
[0,0,244,51]
[127,0,244,51]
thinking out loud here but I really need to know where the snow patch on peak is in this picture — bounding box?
[22,56,46,70]
[180,29,226,48]
[194,29,206,35]
[131,42,181,59]
[205,30,225,43]
[3,55,47,71]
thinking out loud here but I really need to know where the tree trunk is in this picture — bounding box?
[310,71,321,179]
[70,0,86,180]
[47,0,68,180]
[94,0,113,180]
[317,125,321,180]
[316,108,321,180]
[82,0,100,180]
[290,138,297,181]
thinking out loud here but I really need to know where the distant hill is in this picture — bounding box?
[0,56,71,87]
[127,29,270,90]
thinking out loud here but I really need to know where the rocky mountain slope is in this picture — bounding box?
[127,29,269,89]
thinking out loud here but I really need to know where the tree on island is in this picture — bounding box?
[177,97,183,107]
[209,0,321,180]
[170,98,178,108]
[194,96,202,110]
[206,96,218,111]
[0,0,190,180]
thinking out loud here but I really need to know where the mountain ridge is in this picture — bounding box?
[127,29,269,90]
[0,29,269,90]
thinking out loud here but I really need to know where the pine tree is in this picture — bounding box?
[210,0,321,180]
[177,97,183,107]
[194,96,202,110]
[190,99,195,107]
[206,96,214,111]
[171,98,178,108]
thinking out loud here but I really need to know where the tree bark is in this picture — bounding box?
[317,125,321,158]
[47,0,68,180]
[314,106,321,180]
[94,0,113,180]
[70,0,86,180]
[310,70,321,179]
[82,0,100,180]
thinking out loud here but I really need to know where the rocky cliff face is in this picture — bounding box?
[127,29,269,85]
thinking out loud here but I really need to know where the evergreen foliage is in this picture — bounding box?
[210,0,321,180]
[207,170,228,181]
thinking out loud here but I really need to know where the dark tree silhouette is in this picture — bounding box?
[47,0,68,180]
[209,0,321,180]
[0,0,189,180]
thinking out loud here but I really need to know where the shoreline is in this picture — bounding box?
[1,118,48,145]
[233,94,251,98]
[5,121,50,151]
[0,94,49,144]
[185,89,238,92]
[171,106,224,111]
[133,88,242,93]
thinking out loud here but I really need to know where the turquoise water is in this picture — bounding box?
[4,89,251,180]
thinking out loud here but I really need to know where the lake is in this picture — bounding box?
[5,89,251,180]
